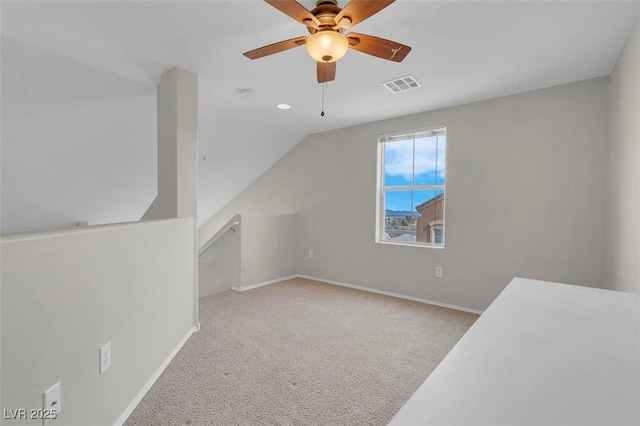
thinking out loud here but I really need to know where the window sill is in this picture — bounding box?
[376,240,445,249]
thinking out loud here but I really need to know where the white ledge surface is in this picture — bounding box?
[389,277,640,426]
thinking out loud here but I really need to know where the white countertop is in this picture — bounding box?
[389,277,640,426]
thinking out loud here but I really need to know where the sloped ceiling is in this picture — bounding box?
[2,1,639,234]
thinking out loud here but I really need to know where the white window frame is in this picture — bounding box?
[375,126,447,248]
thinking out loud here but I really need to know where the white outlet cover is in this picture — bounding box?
[43,381,61,424]
[99,342,111,374]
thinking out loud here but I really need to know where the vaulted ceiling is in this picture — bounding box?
[2,1,639,234]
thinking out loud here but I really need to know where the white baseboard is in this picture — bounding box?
[233,274,297,292]
[296,274,484,315]
[114,325,198,426]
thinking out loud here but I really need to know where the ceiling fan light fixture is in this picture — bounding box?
[306,30,349,63]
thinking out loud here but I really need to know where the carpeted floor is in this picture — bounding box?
[125,278,478,425]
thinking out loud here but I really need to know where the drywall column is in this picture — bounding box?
[606,16,640,295]
[143,67,199,324]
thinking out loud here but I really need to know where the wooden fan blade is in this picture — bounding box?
[347,33,411,62]
[243,36,307,59]
[335,0,394,28]
[317,61,336,83]
[265,0,321,27]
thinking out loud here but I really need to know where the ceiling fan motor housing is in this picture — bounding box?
[244,0,410,83]
[316,0,338,6]
[305,0,350,63]
[308,0,345,33]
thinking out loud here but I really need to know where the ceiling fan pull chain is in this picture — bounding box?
[321,82,325,117]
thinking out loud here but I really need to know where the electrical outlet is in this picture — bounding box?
[43,381,61,424]
[435,266,443,278]
[99,342,111,374]
[308,249,314,258]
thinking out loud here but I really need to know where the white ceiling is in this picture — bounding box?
[2,1,639,233]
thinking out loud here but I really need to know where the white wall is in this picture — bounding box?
[606,17,640,295]
[1,37,157,235]
[203,78,609,311]
[1,219,195,425]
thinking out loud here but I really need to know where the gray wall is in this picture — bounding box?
[240,215,296,288]
[204,78,609,311]
[1,219,195,425]
[198,214,296,296]
[606,17,640,295]
[199,222,241,297]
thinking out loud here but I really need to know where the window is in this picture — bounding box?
[376,127,446,247]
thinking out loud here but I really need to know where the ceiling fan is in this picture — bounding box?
[243,0,411,83]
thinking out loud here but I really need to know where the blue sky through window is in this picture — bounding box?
[383,134,446,212]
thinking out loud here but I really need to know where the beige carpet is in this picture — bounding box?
[125,278,478,425]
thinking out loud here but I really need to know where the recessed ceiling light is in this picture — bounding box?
[237,88,254,97]
[276,103,291,110]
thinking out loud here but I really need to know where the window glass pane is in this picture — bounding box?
[378,128,446,247]
[413,134,446,185]
[383,190,417,242]
[434,228,444,245]
[414,189,444,245]
[384,138,414,186]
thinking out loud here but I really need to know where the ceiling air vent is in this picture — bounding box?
[382,75,422,93]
